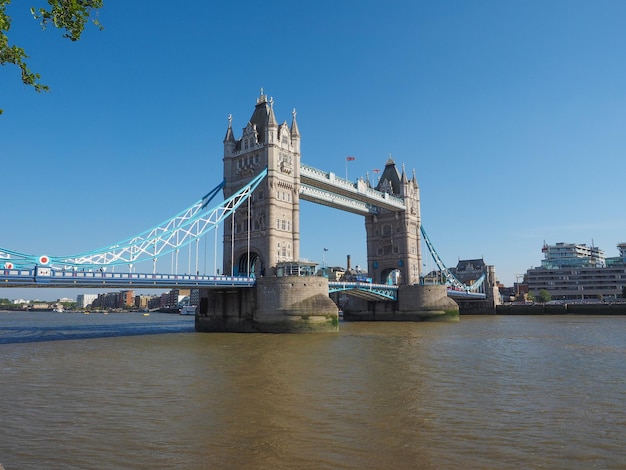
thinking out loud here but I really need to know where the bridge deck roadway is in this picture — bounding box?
[0,270,255,289]
[1,269,485,299]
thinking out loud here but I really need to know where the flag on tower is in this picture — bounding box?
[346,156,355,161]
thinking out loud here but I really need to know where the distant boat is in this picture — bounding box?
[180,306,197,316]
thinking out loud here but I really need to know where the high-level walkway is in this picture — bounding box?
[300,164,406,214]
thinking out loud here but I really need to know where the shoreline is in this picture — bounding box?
[494,302,626,315]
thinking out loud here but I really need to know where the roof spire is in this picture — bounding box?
[223,113,235,143]
[290,108,300,137]
[257,87,268,105]
[267,96,277,127]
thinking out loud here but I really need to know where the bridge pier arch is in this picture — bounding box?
[235,250,264,277]
[377,267,402,285]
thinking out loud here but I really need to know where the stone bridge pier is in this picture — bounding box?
[196,276,339,333]
[333,284,459,322]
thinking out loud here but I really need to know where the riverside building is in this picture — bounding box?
[525,242,626,300]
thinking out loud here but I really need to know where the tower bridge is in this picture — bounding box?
[1,91,500,331]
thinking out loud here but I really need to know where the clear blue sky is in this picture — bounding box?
[2,0,626,301]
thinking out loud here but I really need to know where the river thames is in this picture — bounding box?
[0,311,624,469]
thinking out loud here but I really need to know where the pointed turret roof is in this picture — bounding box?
[247,89,272,143]
[267,96,278,128]
[290,108,300,138]
[412,168,419,189]
[376,157,402,196]
[223,114,235,143]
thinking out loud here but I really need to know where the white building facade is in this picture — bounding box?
[526,242,626,300]
[76,294,98,308]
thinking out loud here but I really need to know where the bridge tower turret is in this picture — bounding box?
[222,90,301,277]
[364,158,422,285]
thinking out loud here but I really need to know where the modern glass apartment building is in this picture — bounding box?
[540,242,605,269]
[606,243,626,267]
[526,242,626,300]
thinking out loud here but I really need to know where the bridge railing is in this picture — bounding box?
[300,164,405,210]
[0,269,256,288]
[300,185,379,215]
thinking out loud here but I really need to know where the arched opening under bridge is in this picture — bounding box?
[379,268,402,285]
[237,252,263,277]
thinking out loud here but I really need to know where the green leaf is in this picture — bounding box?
[1,0,103,115]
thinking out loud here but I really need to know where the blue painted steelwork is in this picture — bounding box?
[328,281,398,300]
[0,169,268,271]
[420,225,486,295]
[328,281,486,301]
[0,268,255,289]
[446,289,487,299]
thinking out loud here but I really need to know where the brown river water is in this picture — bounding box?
[0,311,625,469]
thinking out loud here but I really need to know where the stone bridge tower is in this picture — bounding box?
[222,90,301,277]
[364,158,422,285]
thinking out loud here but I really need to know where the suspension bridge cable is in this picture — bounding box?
[1,169,268,271]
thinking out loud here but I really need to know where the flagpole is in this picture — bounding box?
[345,156,355,180]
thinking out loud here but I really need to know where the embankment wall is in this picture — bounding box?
[496,303,626,315]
